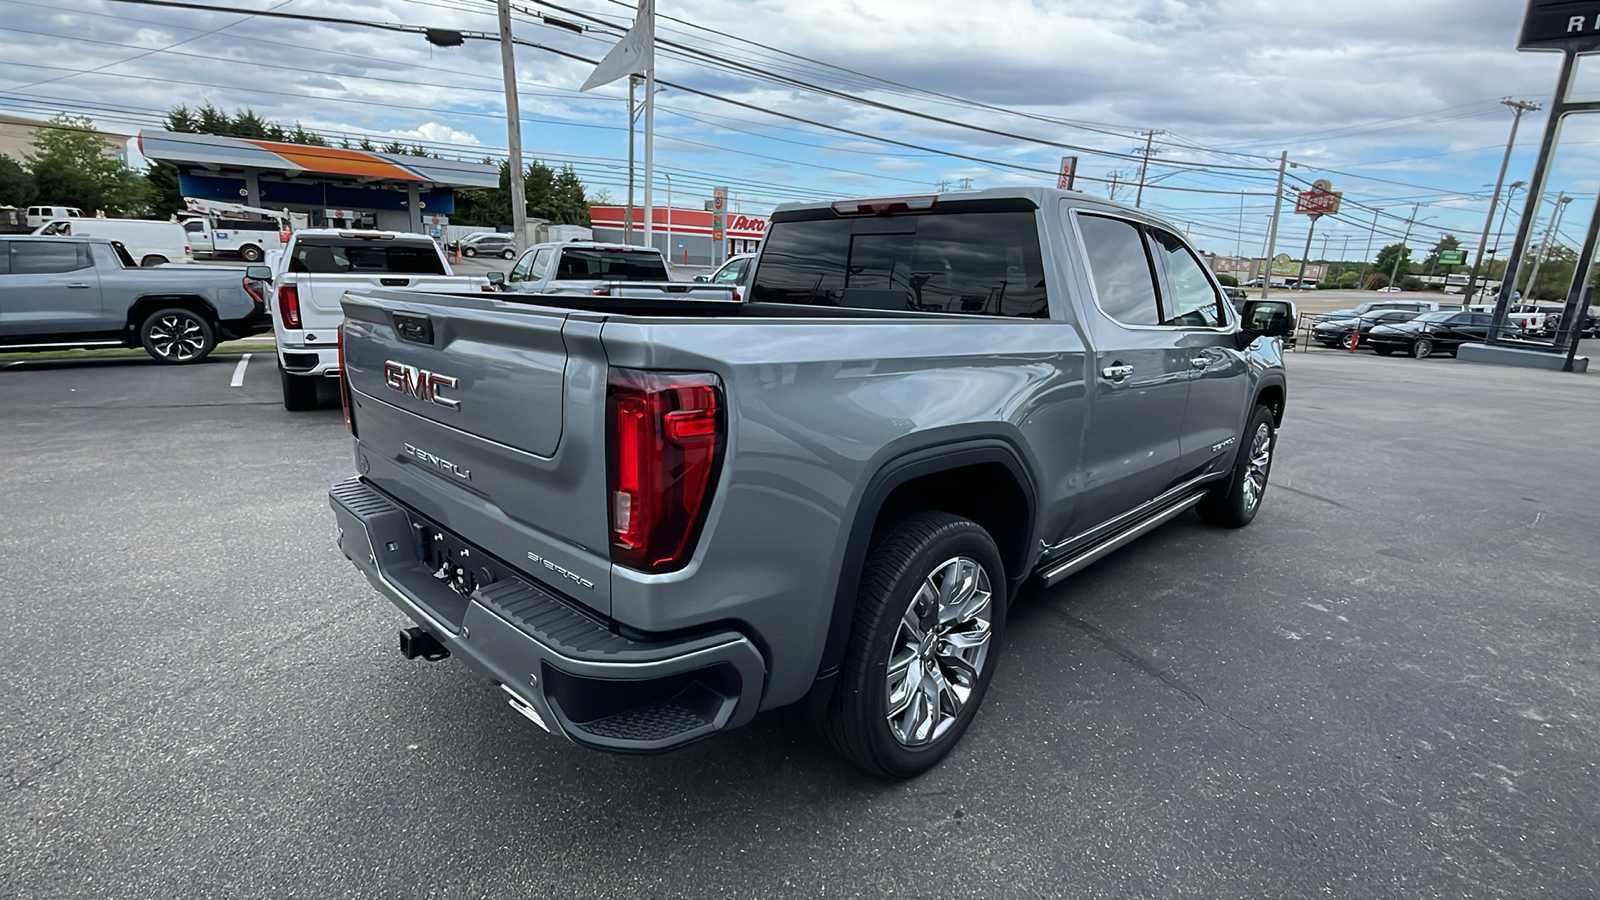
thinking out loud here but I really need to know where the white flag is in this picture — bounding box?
[579,0,653,92]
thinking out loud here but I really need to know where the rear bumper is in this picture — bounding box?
[279,343,338,376]
[329,478,767,754]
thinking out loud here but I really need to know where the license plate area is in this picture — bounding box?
[392,517,510,630]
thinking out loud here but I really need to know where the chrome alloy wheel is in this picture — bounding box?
[885,555,994,748]
[148,313,206,361]
[1241,422,1273,512]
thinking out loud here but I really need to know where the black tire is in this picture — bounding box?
[139,254,168,267]
[139,307,215,364]
[825,511,1007,779]
[1197,404,1276,529]
[1411,338,1434,359]
[239,244,264,263]
[1373,346,1394,356]
[463,247,478,258]
[502,248,516,259]
[280,362,320,411]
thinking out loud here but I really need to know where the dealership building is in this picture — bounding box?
[588,206,767,266]
[137,130,500,234]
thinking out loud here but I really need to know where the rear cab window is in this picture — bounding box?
[749,198,1048,317]
[10,241,89,274]
[289,238,447,275]
[554,248,669,281]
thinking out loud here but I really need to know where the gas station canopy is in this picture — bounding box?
[138,130,500,233]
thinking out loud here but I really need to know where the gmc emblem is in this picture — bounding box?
[383,360,460,410]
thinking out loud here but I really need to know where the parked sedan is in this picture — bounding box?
[1365,311,1518,359]
[1311,309,1420,348]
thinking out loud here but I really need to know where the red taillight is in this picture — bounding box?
[606,369,723,573]
[337,325,355,436]
[242,276,266,308]
[591,285,612,296]
[278,283,301,329]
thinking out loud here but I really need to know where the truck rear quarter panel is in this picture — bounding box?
[599,316,1089,707]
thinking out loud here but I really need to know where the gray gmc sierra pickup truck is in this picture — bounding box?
[329,189,1294,778]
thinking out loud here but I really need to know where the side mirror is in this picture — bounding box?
[245,265,273,282]
[486,271,506,288]
[1240,299,1295,343]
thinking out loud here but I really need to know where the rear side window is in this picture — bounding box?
[1077,215,1161,326]
[289,240,446,275]
[10,241,87,274]
[749,209,1048,317]
[554,249,668,281]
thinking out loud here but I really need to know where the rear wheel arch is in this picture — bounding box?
[126,294,218,336]
[800,440,1038,721]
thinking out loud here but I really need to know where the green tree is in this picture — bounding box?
[0,153,38,207]
[1337,270,1360,288]
[27,115,144,215]
[1421,234,1462,273]
[1216,273,1238,287]
[144,161,185,219]
[1371,243,1412,286]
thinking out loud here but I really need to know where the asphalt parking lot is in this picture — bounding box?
[3,349,1597,899]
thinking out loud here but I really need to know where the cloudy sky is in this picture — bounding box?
[2,0,1597,260]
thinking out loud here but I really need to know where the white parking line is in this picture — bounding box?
[230,353,252,388]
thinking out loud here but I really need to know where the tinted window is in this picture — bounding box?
[1078,215,1161,326]
[182,220,205,233]
[0,242,8,274]
[289,239,446,275]
[1470,313,1493,326]
[554,248,669,281]
[748,210,1047,317]
[11,241,87,274]
[1150,229,1224,327]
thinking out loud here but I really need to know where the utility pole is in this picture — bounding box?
[1358,206,1381,286]
[1108,172,1120,201]
[625,75,639,244]
[1237,192,1245,257]
[958,177,974,191]
[1133,130,1163,208]
[1260,151,1287,298]
[496,0,528,253]
[1388,202,1422,289]
[1466,99,1540,302]
[1523,192,1570,297]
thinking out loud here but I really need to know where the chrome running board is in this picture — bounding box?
[1037,491,1208,587]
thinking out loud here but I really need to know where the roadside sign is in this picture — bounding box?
[1056,156,1078,191]
[1294,179,1342,217]
[711,186,728,241]
[1439,249,1468,266]
[1520,0,1600,52]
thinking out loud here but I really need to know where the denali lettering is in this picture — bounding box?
[1211,436,1237,453]
[383,360,460,410]
[526,551,595,590]
[403,442,470,480]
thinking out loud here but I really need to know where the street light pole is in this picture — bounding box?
[664,171,672,264]
[626,75,637,245]
[1523,192,1571,297]
[1467,99,1540,302]
[1359,206,1381,287]
[496,0,528,253]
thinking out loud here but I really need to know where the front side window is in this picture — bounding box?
[39,221,72,236]
[749,207,1048,317]
[509,249,536,283]
[11,241,87,274]
[1077,214,1161,326]
[529,248,553,279]
[1150,229,1225,327]
[712,257,747,284]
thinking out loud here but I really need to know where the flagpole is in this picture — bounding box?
[642,1,655,256]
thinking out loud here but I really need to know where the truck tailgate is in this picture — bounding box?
[305,275,477,318]
[340,289,614,615]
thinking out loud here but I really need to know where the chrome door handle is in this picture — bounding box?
[1101,364,1134,380]
[1190,356,1210,369]
[67,282,91,289]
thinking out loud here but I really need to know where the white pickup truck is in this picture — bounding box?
[255,229,488,410]
[501,241,737,301]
